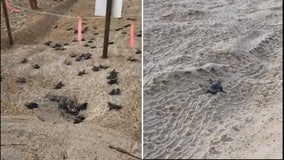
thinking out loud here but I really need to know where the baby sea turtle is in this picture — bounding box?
[58,95,78,115]
[135,50,142,54]
[107,69,118,79]
[77,69,86,76]
[52,43,62,48]
[20,58,28,63]
[77,102,88,111]
[66,27,73,31]
[64,58,72,65]
[75,56,82,61]
[17,77,26,83]
[32,64,40,69]
[124,24,131,28]
[54,81,64,89]
[126,18,136,21]
[92,65,109,72]
[205,79,226,94]
[87,40,93,43]
[107,102,122,111]
[53,43,65,51]
[92,66,100,72]
[44,41,52,46]
[73,115,85,124]
[127,56,139,62]
[25,102,38,109]
[108,79,118,85]
[107,69,119,85]
[78,53,92,60]
[109,88,121,95]
[69,52,77,58]
[99,65,109,69]
[46,94,68,102]
[115,27,124,31]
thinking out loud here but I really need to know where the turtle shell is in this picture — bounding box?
[209,81,222,92]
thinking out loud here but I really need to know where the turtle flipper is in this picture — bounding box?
[205,90,217,94]
[211,91,217,95]
[220,87,226,93]
[205,90,210,94]
[208,79,213,84]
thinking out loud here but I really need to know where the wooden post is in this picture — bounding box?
[1,0,13,46]
[102,0,112,58]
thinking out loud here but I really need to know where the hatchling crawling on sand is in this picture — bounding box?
[205,79,226,94]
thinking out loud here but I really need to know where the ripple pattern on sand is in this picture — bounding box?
[143,0,282,159]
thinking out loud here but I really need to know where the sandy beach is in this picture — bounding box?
[143,0,282,159]
[1,0,141,159]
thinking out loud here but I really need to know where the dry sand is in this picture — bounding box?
[143,0,282,159]
[1,0,141,159]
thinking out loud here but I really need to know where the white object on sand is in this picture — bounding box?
[95,0,123,18]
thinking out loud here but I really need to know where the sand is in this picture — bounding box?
[143,0,282,159]
[1,0,141,159]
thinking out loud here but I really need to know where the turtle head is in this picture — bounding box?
[216,80,222,84]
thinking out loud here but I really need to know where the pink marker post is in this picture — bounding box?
[130,22,135,53]
[5,2,21,13]
[77,17,82,46]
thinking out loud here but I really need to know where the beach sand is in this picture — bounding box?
[1,0,141,159]
[143,0,282,159]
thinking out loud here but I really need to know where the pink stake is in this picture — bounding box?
[77,17,82,46]
[5,2,21,13]
[130,22,135,49]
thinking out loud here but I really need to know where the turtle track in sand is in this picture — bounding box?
[143,65,254,158]
[143,29,282,159]
[143,43,277,158]
[143,0,282,158]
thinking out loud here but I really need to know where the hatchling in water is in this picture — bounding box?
[205,79,226,94]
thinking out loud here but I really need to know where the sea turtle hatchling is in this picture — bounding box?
[205,79,226,94]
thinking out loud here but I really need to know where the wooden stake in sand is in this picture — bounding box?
[102,0,113,58]
[1,0,14,46]
[109,145,140,159]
